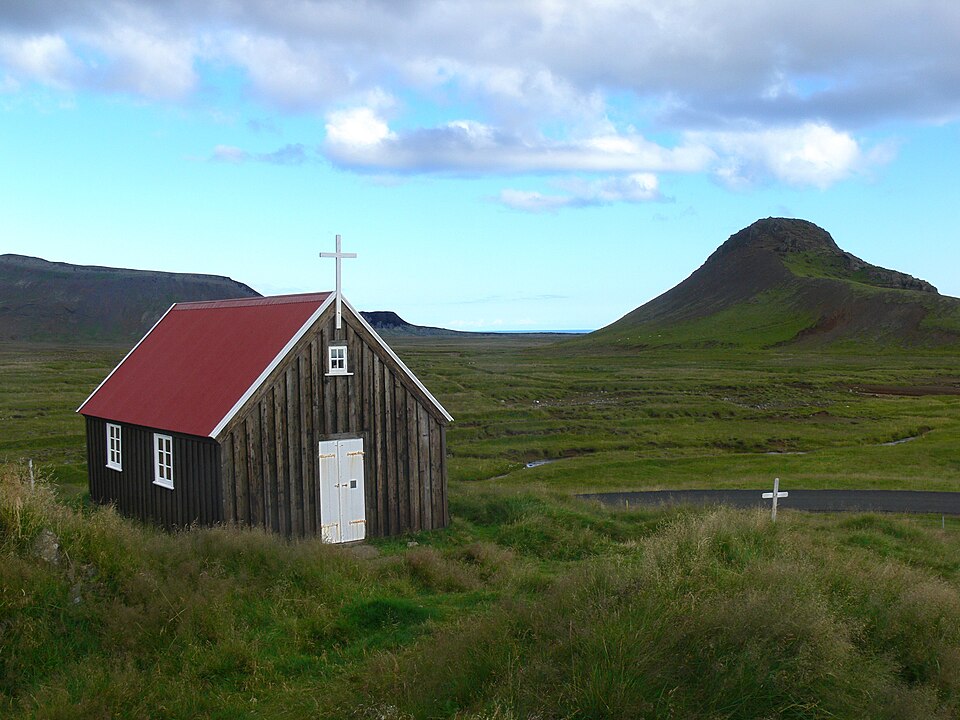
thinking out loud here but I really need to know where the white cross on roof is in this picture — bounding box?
[319,234,357,330]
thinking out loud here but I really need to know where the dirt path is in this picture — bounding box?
[579,489,960,515]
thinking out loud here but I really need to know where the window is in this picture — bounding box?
[153,433,174,489]
[106,423,122,471]
[327,345,350,375]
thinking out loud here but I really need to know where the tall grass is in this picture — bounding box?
[0,464,414,718]
[6,465,960,718]
[338,508,960,719]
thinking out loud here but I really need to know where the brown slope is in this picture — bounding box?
[593,218,960,349]
[0,254,260,344]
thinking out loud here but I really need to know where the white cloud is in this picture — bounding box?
[218,33,347,110]
[499,173,664,212]
[0,1,952,188]
[402,57,607,128]
[325,107,395,148]
[571,173,662,203]
[498,190,572,213]
[90,24,197,99]
[0,33,81,88]
[2,1,958,126]
[321,106,881,193]
[210,142,309,165]
[322,108,713,174]
[0,22,197,100]
[691,122,878,188]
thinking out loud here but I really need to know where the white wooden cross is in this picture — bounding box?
[762,477,788,521]
[319,234,357,330]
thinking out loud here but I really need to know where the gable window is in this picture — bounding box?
[327,345,350,375]
[106,423,122,471]
[153,433,174,489]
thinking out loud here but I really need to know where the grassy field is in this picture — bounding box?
[389,335,960,493]
[3,338,958,497]
[0,345,118,490]
[2,337,960,718]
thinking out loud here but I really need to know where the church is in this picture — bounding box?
[77,238,452,541]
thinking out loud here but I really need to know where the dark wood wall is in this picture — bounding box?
[85,416,223,529]
[218,308,449,539]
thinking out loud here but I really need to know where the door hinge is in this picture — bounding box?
[346,450,365,457]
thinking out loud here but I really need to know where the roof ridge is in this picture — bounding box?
[175,291,333,310]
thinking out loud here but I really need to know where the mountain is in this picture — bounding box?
[0,254,261,344]
[0,254,460,344]
[589,218,960,350]
[360,310,465,337]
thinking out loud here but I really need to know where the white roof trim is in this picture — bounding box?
[76,303,177,414]
[209,293,336,438]
[341,296,454,423]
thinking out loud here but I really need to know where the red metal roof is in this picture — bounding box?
[78,292,332,437]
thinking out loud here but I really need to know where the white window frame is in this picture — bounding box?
[153,433,174,490]
[327,344,351,376]
[106,423,122,471]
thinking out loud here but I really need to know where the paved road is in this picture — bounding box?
[578,490,960,515]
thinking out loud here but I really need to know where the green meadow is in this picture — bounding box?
[2,337,960,718]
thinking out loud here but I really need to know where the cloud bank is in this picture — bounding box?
[3,0,954,206]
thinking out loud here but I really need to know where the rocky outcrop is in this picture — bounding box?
[714,218,937,293]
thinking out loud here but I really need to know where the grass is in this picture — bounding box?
[2,335,960,717]
[580,287,819,350]
[0,345,125,491]
[383,335,960,495]
[5,467,960,718]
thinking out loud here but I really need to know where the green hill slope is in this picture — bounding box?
[587,218,960,350]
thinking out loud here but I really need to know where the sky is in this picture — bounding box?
[1,1,958,331]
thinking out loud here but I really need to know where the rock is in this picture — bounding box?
[32,529,60,565]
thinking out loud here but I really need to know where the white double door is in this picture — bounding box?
[318,438,366,543]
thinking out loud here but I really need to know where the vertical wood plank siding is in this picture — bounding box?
[85,416,223,529]
[218,309,449,538]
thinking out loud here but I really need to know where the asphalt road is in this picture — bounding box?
[578,489,960,515]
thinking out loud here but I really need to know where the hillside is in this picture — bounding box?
[361,310,465,336]
[589,218,960,350]
[0,255,461,344]
[0,254,260,344]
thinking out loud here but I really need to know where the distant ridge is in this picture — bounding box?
[0,254,463,344]
[587,218,960,350]
[0,254,261,344]
[360,310,466,337]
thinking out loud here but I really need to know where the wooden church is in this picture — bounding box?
[77,238,452,541]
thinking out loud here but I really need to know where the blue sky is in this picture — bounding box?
[2,2,958,331]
